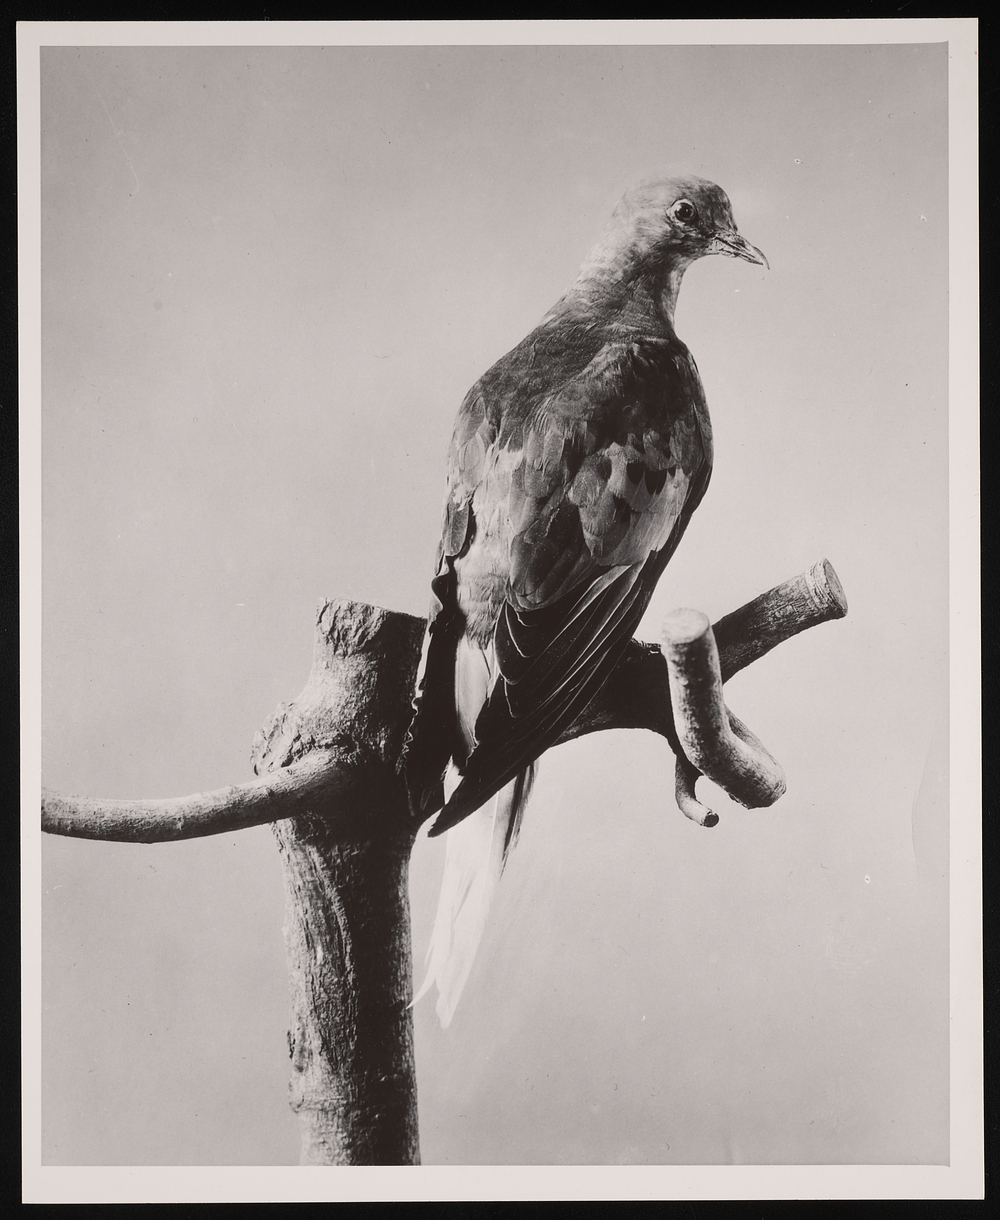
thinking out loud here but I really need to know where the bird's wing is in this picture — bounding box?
[403,383,501,816]
[428,335,712,833]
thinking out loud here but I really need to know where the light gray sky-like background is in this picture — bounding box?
[40,42,949,1166]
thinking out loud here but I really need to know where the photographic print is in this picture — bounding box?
[22,19,979,1202]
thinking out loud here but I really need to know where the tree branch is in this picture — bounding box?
[41,559,847,842]
[42,749,350,843]
[40,563,847,1166]
[663,608,787,810]
[712,557,848,682]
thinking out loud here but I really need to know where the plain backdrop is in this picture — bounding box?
[39,41,949,1165]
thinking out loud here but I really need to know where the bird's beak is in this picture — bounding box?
[709,229,769,270]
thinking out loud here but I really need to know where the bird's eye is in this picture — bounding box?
[672,200,697,224]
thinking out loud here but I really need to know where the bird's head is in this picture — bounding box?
[575,175,767,314]
[613,175,768,269]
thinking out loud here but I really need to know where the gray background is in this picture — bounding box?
[41,43,948,1165]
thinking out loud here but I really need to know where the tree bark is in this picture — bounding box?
[250,600,424,1165]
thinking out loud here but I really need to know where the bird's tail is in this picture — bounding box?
[413,763,536,1027]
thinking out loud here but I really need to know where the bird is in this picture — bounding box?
[404,175,767,1026]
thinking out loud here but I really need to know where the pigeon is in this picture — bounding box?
[405,175,767,1026]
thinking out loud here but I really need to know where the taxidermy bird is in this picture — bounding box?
[404,175,767,1026]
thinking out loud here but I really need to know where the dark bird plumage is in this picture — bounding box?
[405,175,767,1024]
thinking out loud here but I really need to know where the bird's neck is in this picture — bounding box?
[554,253,692,334]
[653,264,688,327]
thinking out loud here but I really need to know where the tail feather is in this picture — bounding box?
[414,762,536,1027]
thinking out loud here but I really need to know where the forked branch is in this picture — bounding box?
[662,558,847,826]
[41,559,847,843]
[40,560,846,1167]
[664,611,786,825]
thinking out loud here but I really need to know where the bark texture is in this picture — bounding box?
[250,600,424,1165]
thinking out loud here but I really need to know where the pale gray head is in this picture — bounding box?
[579,175,768,287]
